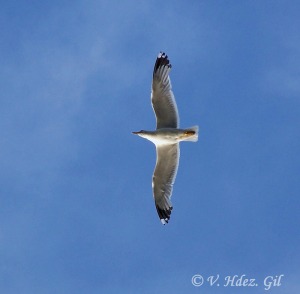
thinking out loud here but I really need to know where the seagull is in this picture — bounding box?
[132,52,198,224]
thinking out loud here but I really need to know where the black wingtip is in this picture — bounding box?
[156,205,173,225]
[153,52,172,76]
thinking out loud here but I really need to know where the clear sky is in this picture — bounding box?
[1,0,299,293]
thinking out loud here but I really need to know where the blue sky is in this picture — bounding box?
[1,0,300,293]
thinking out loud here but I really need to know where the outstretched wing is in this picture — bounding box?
[152,144,180,224]
[151,52,179,129]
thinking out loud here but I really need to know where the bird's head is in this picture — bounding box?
[182,130,195,137]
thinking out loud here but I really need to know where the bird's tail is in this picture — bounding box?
[183,125,199,142]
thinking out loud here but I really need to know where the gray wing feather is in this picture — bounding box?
[151,52,179,129]
[152,144,180,223]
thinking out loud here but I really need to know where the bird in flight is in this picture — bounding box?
[132,52,198,224]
